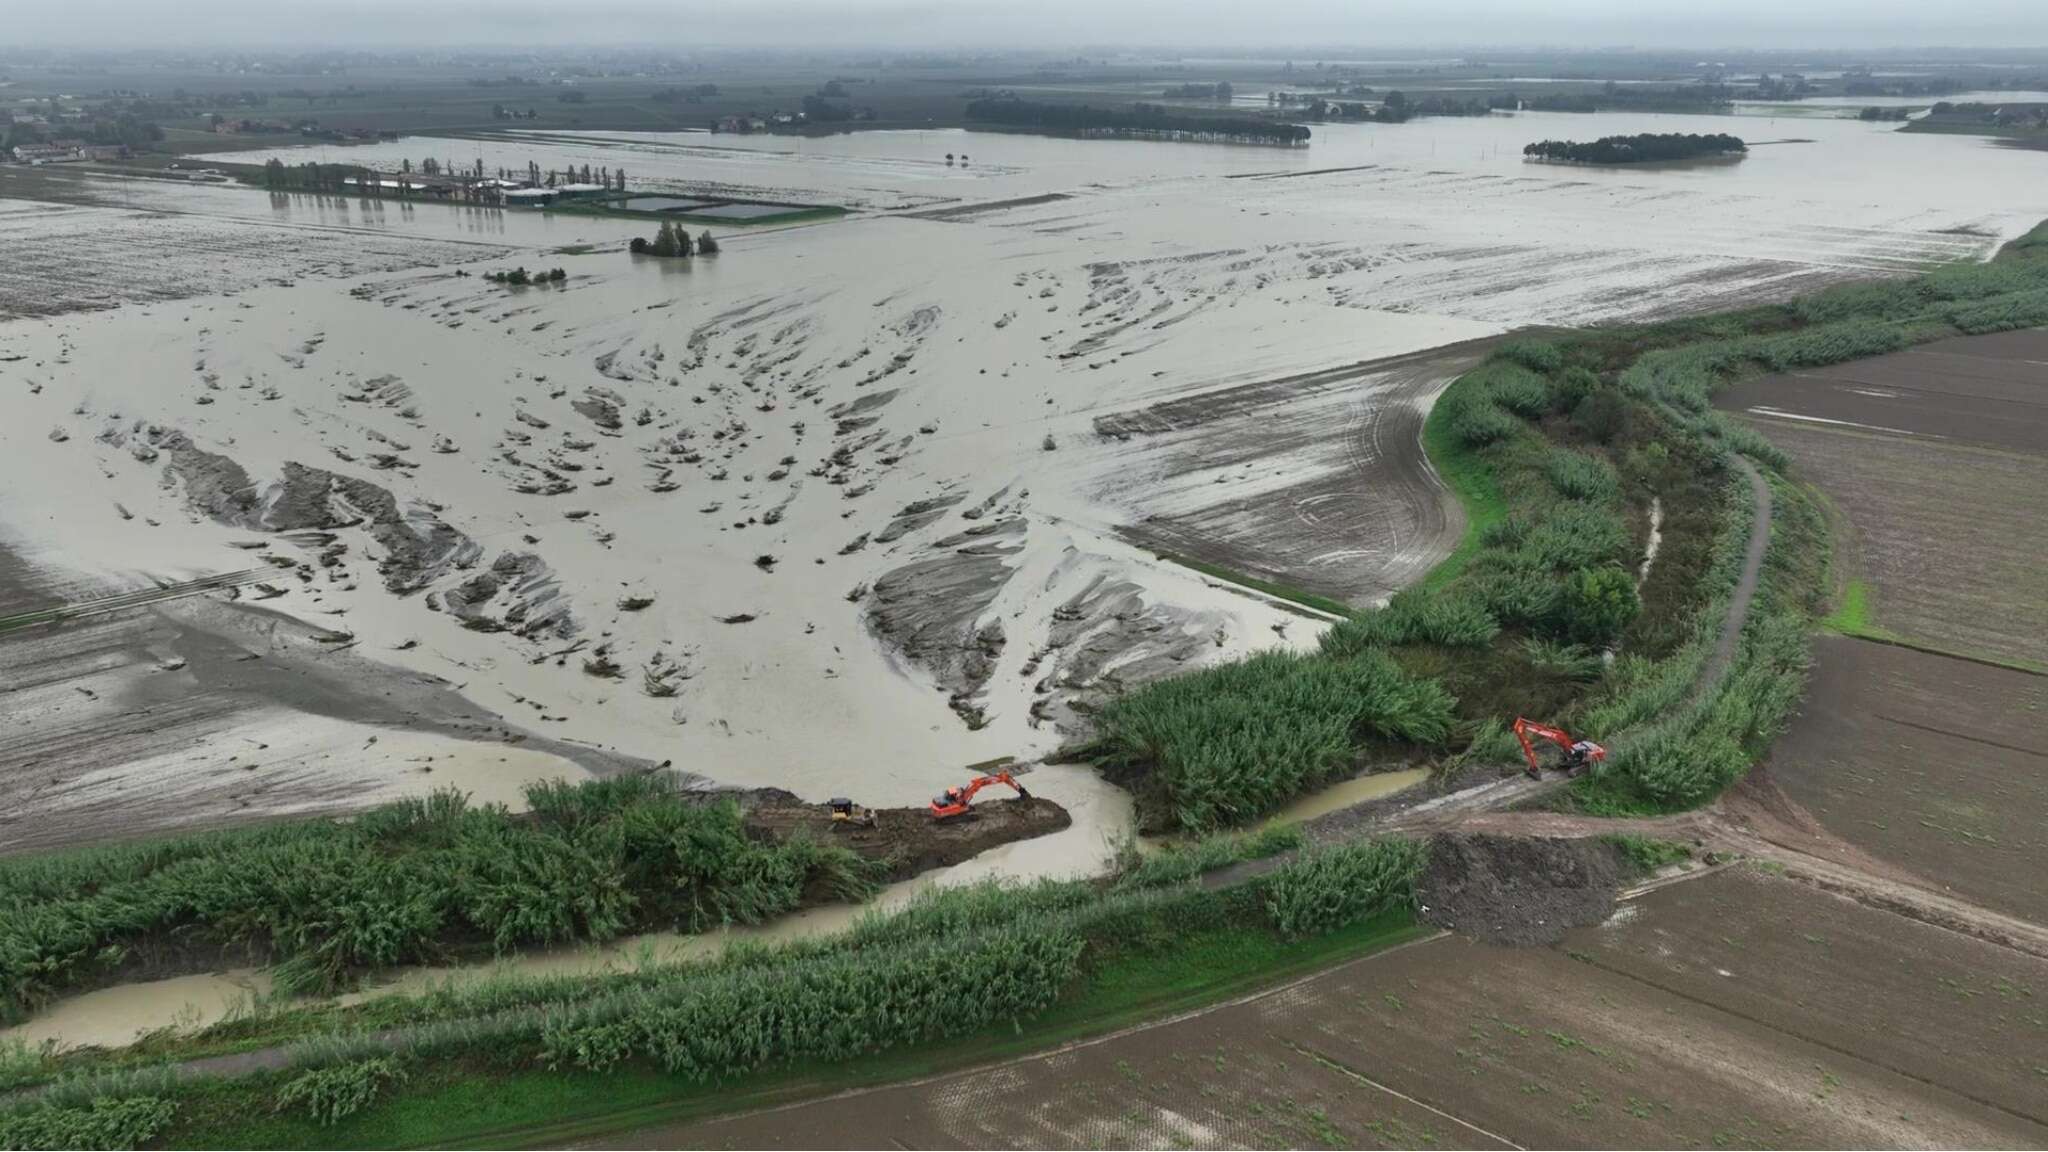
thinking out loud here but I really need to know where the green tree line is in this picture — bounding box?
[964,98,1310,144]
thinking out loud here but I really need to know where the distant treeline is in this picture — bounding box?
[964,98,1309,145]
[260,159,371,192]
[1294,90,1501,122]
[1523,132,1747,165]
[1265,83,1733,124]
[1516,84,1736,113]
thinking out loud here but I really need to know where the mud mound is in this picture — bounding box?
[1415,833,1623,946]
[747,796,1070,881]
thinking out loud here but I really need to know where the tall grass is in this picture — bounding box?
[0,776,880,1018]
[1111,825,1305,891]
[1087,650,1456,830]
[0,1095,176,1151]
[1585,474,1822,809]
[18,841,1414,1123]
[1318,587,1499,656]
[1263,839,1427,939]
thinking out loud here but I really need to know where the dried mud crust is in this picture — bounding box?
[1413,833,1624,946]
[744,796,1070,880]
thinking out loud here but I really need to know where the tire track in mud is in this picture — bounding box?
[1097,337,1502,608]
[0,568,272,633]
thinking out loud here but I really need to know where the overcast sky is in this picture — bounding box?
[10,0,2048,52]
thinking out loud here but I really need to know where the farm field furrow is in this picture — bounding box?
[1723,417,2048,668]
[1765,634,2048,927]
[636,867,2048,1149]
[1717,330,2048,453]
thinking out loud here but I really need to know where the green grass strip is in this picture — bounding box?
[162,913,1427,1150]
[1820,580,2045,674]
[1415,387,1508,594]
[1819,580,1896,640]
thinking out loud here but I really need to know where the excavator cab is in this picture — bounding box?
[1512,717,1606,781]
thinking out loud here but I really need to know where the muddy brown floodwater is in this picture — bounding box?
[3,109,2044,924]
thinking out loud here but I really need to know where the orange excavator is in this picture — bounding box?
[929,771,1031,821]
[1512,717,1606,781]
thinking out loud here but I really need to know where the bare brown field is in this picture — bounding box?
[637,868,2048,1150]
[1717,330,2048,452]
[1719,327,2048,668]
[1766,635,2048,926]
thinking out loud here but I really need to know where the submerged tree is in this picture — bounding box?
[1523,133,1747,165]
[697,231,720,255]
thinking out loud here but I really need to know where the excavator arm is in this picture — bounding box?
[929,771,1032,820]
[1512,717,1606,781]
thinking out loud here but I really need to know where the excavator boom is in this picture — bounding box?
[929,770,1032,820]
[1512,716,1606,780]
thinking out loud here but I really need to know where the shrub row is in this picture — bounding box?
[0,776,879,1017]
[539,922,1085,1079]
[0,1096,175,1151]
[1088,649,1456,830]
[1264,839,1428,939]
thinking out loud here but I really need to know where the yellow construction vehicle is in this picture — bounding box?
[827,797,877,828]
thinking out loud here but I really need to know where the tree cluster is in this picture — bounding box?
[630,222,719,257]
[261,158,369,192]
[651,83,720,103]
[486,266,568,286]
[1523,132,1747,165]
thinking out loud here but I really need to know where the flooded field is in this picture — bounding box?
[2,111,2044,888]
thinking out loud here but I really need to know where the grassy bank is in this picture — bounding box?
[0,840,1426,1150]
[1084,216,2048,829]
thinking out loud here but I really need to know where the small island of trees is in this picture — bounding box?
[483,267,567,286]
[1522,132,1747,165]
[630,222,721,258]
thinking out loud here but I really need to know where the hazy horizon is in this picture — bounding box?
[6,0,2047,55]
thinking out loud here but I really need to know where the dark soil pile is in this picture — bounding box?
[1415,833,1623,946]
[745,796,1070,881]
